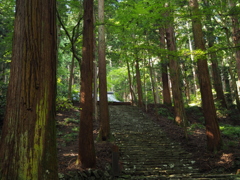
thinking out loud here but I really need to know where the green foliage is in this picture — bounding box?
[63,132,78,140]
[96,132,115,142]
[65,117,79,124]
[187,123,205,135]
[107,67,128,101]
[188,89,202,106]
[220,124,240,149]
[71,126,79,131]
[157,107,174,119]
[220,125,240,138]
[185,106,201,114]
[215,100,229,118]
[71,86,80,101]
[222,140,238,150]
[57,77,68,97]
[56,0,82,100]
[188,123,205,131]
[56,97,75,112]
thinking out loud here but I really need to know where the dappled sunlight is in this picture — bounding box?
[217,153,234,166]
[194,129,205,136]
[206,130,214,139]
[175,116,181,124]
[63,152,78,157]
[80,92,85,104]
[93,129,99,135]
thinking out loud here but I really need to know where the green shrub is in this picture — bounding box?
[187,123,205,135]
[220,125,240,138]
[56,97,75,111]
[158,107,174,118]
[188,123,205,131]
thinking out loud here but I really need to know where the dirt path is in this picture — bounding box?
[109,105,237,179]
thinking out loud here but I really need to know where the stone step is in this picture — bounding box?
[109,106,237,180]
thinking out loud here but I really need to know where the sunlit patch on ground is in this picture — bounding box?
[57,113,63,116]
[217,153,234,165]
[63,152,78,157]
[194,129,205,136]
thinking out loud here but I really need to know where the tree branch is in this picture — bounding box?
[56,9,82,63]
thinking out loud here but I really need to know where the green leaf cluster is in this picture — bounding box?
[56,97,75,112]
[220,125,240,138]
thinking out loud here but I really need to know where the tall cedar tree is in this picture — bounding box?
[203,0,228,109]
[165,14,187,128]
[0,0,58,179]
[77,0,96,168]
[135,57,144,108]
[98,0,110,140]
[230,0,240,110]
[230,0,240,78]
[190,0,222,151]
[159,29,172,106]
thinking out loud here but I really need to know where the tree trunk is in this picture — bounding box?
[68,55,75,100]
[187,21,198,94]
[149,58,157,115]
[93,34,98,121]
[77,0,96,168]
[98,0,110,141]
[223,27,240,109]
[230,0,240,93]
[210,51,227,108]
[154,70,160,104]
[222,66,233,106]
[149,58,156,105]
[203,0,227,109]
[229,0,240,110]
[159,29,172,106]
[165,21,187,128]
[143,58,148,111]
[127,58,134,104]
[0,0,58,179]
[135,57,144,108]
[190,0,222,151]
[182,63,190,102]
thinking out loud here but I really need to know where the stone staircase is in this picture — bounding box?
[109,105,238,180]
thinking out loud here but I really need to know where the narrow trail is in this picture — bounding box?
[109,105,237,180]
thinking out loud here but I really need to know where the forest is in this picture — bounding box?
[0,0,240,179]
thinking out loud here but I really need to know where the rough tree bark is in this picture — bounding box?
[229,0,240,111]
[203,0,227,109]
[98,0,110,141]
[0,0,58,179]
[230,0,240,82]
[135,57,144,108]
[190,0,222,151]
[77,0,96,168]
[165,21,187,128]
[159,28,172,106]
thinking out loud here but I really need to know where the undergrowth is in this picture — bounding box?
[56,97,76,111]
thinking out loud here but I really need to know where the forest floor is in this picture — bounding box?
[57,102,240,177]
